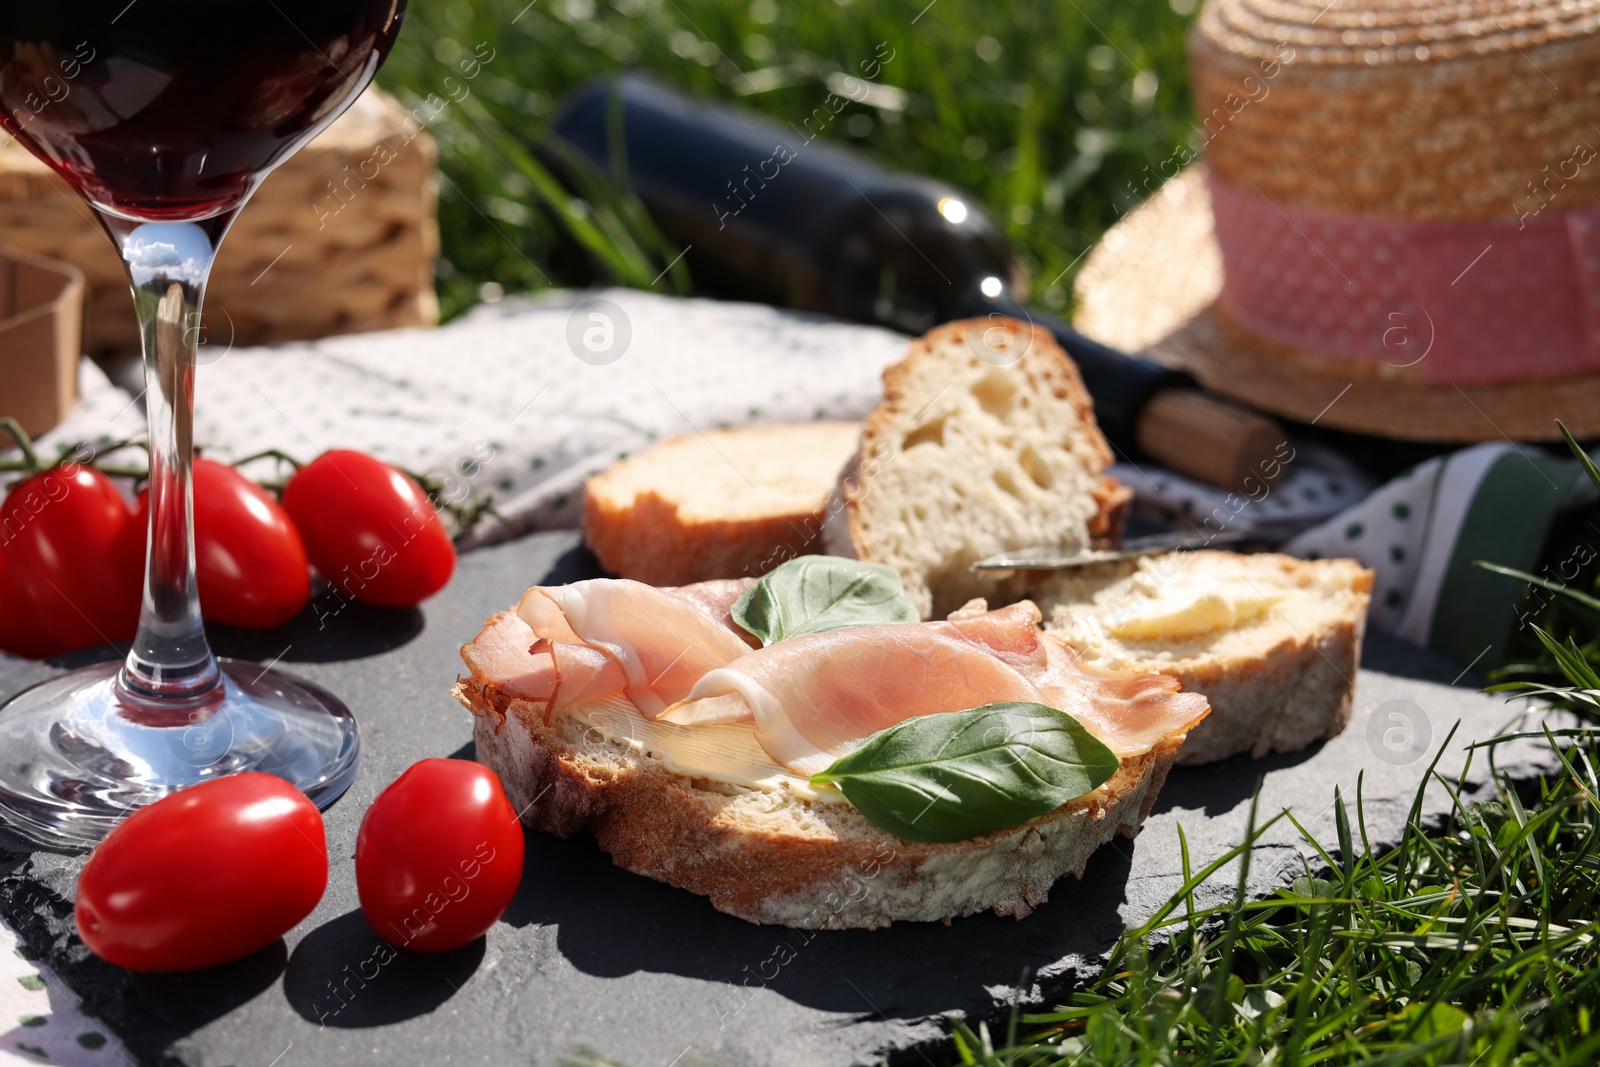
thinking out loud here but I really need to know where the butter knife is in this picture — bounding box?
[970,515,1326,572]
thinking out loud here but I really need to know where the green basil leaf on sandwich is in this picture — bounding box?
[809,703,1119,843]
[733,555,918,645]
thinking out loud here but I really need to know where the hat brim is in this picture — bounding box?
[1071,166,1596,443]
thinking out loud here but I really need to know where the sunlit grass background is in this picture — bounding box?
[378,0,1200,319]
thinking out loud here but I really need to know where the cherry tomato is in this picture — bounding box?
[0,463,138,651]
[123,459,311,629]
[356,759,523,952]
[282,450,455,608]
[0,550,64,659]
[75,773,327,972]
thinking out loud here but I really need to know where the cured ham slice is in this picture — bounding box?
[516,578,754,717]
[933,599,1211,757]
[459,610,630,723]
[928,600,1050,666]
[470,577,1208,778]
[1035,639,1211,760]
[460,612,558,706]
[660,601,1209,776]
[661,626,1044,774]
[660,578,758,641]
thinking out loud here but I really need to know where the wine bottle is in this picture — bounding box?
[551,74,1283,491]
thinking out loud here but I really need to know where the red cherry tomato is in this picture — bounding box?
[75,773,327,972]
[124,459,311,629]
[0,463,138,651]
[356,759,523,952]
[282,450,455,608]
[0,550,64,659]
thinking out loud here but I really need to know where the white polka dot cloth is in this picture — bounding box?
[7,287,1578,668]
[189,288,909,542]
[1110,437,1376,534]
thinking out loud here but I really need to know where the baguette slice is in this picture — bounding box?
[1039,551,1374,765]
[456,612,1200,930]
[823,318,1130,619]
[584,422,862,586]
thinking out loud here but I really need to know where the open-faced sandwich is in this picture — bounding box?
[460,316,1373,926]
[457,556,1209,928]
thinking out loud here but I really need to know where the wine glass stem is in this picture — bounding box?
[101,215,233,704]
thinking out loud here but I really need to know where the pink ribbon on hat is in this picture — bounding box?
[1206,171,1600,385]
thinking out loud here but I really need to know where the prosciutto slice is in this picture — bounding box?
[463,578,757,722]
[660,578,758,638]
[460,611,561,707]
[514,578,755,717]
[659,600,1209,775]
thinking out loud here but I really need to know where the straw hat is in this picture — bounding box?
[1073,0,1600,442]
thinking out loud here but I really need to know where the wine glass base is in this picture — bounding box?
[0,659,360,849]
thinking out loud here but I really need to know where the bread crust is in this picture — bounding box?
[1168,609,1363,763]
[583,488,826,586]
[1042,553,1374,765]
[456,614,1193,929]
[837,318,1131,618]
[583,423,861,585]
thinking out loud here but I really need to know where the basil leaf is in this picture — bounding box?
[733,555,918,645]
[810,703,1119,843]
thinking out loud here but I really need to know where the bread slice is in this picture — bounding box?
[1038,551,1374,765]
[822,318,1130,620]
[583,422,862,585]
[456,614,1197,929]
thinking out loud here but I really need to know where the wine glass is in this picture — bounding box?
[0,0,409,846]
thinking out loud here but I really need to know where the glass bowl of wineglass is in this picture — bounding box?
[0,0,409,846]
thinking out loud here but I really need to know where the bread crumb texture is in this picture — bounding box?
[828,318,1129,619]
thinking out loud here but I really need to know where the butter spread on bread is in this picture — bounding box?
[1101,575,1281,641]
[1040,551,1373,764]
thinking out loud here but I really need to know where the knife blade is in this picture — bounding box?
[970,515,1329,572]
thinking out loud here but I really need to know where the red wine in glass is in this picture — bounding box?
[2,0,405,218]
[0,0,407,846]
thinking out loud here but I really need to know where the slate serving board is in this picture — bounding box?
[0,532,1568,1067]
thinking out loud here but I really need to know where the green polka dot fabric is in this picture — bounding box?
[1285,442,1591,664]
[1108,438,1376,535]
[1,926,128,1065]
[1285,444,1506,644]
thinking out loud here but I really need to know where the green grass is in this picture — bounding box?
[379,6,1600,1064]
[377,0,1201,319]
[1484,425,1600,700]
[943,732,1600,1066]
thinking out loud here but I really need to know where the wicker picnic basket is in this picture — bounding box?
[0,88,439,357]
